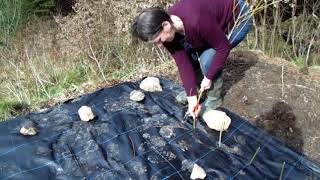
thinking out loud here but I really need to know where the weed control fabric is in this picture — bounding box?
[1,78,319,180]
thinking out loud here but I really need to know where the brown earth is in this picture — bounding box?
[220,50,320,163]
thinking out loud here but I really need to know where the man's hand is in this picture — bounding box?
[200,76,212,92]
[187,96,201,118]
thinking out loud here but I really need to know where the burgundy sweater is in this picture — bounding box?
[163,0,240,96]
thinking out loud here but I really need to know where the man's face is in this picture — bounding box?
[149,21,175,46]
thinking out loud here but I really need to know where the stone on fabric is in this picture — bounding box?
[139,77,162,92]
[202,110,231,131]
[130,90,145,102]
[190,164,206,180]
[78,106,95,121]
[20,126,37,136]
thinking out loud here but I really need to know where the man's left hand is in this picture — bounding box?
[200,76,212,91]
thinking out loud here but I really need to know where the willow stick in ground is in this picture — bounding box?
[219,121,225,147]
[193,90,204,129]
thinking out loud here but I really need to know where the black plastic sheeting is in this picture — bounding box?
[1,78,320,180]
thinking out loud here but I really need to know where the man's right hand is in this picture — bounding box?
[187,96,201,118]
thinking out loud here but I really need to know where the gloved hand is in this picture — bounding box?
[200,76,212,92]
[187,96,201,118]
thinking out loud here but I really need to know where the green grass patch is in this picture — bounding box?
[0,65,89,120]
[0,99,30,121]
[293,57,305,67]
[41,65,88,98]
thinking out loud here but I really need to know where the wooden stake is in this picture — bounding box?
[197,89,204,104]
[193,116,196,129]
[192,89,204,129]
[281,65,284,98]
[219,121,225,147]
[279,161,286,180]
[249,146,261,164]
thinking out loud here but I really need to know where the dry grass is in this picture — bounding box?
[244,0,320,67]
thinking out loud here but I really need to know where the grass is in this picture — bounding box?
[243,23,319,67]
[0,100,25,121]
[0,0,21,44]
[41,66,88,98]
[247,0,320,66]
[0,62,90,120]
[0,67,87,120]
[293,56,305,67]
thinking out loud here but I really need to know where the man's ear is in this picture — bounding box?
[162,21,172,32]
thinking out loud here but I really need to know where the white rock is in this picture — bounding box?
[130,90,145,102]
[190,164,206,180]
[202,110,231,131]
[20,126,37,136]
[78,106,95,121]
[139,77,162,92]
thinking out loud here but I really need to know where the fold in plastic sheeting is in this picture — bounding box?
[1,78,320,180]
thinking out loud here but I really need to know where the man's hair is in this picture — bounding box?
[131,7,171,42]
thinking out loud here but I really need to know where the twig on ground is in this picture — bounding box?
[289,84,316,92]
[266,83,316,92]
[128,135,135,158]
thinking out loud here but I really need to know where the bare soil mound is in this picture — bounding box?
[222,50,320,162]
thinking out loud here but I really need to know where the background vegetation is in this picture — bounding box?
[0,0,319,120]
